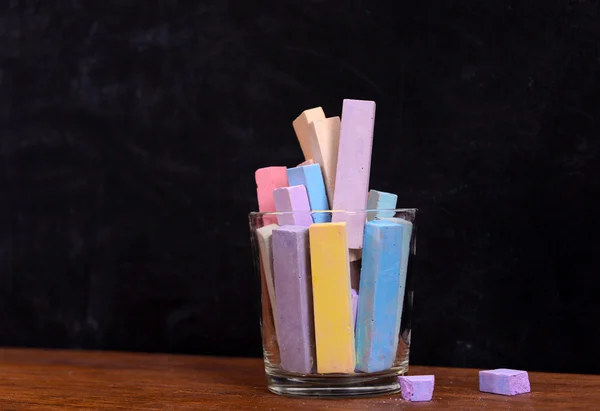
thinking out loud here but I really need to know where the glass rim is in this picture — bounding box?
[249,208,418,217]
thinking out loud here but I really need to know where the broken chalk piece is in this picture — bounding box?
[287,164,331,223]
[332,99,376,248]
[351,289,358,329]
[366,190,398,221]
[256,224,280,338]
[309,222,355,374]
[273,186,313,227]
[399,375,435,402]
[256,167,289,225]
[309,116,341,204]
[479,369,531,396]
[298,159,314,166]
[293,107,326,160]
[355,220,404,372]
[272,225,315,374]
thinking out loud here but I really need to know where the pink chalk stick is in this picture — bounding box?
[351,289,358,329]
[256,167,289,225]
[273,186,313,226]
[331,99,376,248]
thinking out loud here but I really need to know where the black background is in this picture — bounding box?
[1,0,599,374]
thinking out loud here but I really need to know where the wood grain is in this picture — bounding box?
[0,348,598,410]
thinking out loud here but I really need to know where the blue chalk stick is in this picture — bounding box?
[287,164,331,223]
[366,190,398,221]
[355,220,404,372]
[380,217,413,357]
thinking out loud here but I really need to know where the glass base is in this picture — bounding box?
[266,366,408,398]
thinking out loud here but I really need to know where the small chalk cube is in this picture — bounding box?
[399,375,434,402]
[479,369,530,396]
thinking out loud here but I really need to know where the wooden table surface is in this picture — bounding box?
[0,348,598,410]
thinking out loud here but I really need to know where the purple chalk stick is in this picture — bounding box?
[479,369,530,396]
[272,225,315,374]
[273,186,313,226]
[351,289,358,329]
[332,99,376,248]
[399,375,435,402]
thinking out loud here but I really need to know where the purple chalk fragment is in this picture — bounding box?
[351,289,358,329]
[479,369,530,396]
[399,375,434,402]
[272,225,315,374]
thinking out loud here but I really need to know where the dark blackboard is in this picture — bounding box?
[1,0,599,373]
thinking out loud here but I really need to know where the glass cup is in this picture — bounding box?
[249,209,418,397]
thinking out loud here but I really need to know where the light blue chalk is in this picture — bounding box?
[366,190,398,221]
[287,164,331,223]
[355,220,404,372]
[380,217,413,360]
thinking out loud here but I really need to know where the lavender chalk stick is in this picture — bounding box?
[479,369,531,396]
[332,99,376,248]
[399,375,435,402]
[272,225,315,374]
[273,186,313,226]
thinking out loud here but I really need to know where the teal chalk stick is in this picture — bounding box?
[366,190,398,221]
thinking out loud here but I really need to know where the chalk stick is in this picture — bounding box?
[350,260,361,291]
[366,190,398,221]
[379,217,413,356]
[298,159,314,166]
[287,164,330,223]
[355,220,404,372]
[256,224,280,337]
[255,167,289,225]
[259,259,279,358]
[272,226,315,374]
[308,116,341,204]
[479,369,531,396]
[309,222,355,373]
[351,289,358,329]
[273,186,313,226]
[332,99,376,248]
[293,107,326,160]
[399,375,435,402]
[349,248,362,262]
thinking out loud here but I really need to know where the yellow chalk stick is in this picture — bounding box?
[293,107,326,161]
[309,222,356,373]
[309,116,341,205]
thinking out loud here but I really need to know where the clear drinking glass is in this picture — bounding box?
[249,209,418,397]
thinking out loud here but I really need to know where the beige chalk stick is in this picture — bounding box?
[256,224,280,337]
[349,248,362,262]
[309,117,341,205]
[293,107,326,160]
